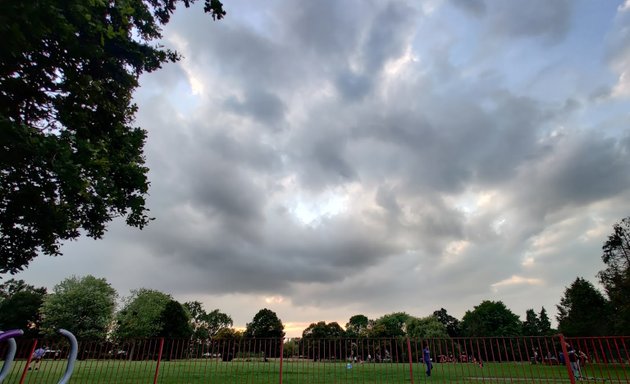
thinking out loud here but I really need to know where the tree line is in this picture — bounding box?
[1,217,629,340]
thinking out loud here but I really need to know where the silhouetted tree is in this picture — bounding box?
[597,217,630,334]
[557,277,610,336]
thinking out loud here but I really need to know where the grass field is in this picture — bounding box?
[2,359,628,383]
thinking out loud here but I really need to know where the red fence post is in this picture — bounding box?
[406,338,414,384]
[279,338,284,384]
[558,334,576,384]
[18,339,38,384]
[153,337,165,384]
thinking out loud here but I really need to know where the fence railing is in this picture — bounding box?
[0,335,628,383]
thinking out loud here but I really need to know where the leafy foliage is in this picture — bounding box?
[114,288,172,339]
[556,277,610,336]
[597,217,630,334]
[522,309,539,336]
[368,312,411,338]
[0,290,46,337]
[0,0,225,274]
[461,300,521,337]
[184,301,233,339]
[40,275,117,339]
[432,308,461,337]
[245,308,285,339]
[302,321,345,339]
[406,315,449,339]
[538,307,553,336]
[158,299,193,338]
[345,314,369,337]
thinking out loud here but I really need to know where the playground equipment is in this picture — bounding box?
[0,328,77,384]
[0,329,24,383]
[56,329,78,384]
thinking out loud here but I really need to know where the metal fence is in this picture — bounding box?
[0,335,628,383]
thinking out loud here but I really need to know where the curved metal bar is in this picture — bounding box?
[56,329,78,384]
[0,329,24,383]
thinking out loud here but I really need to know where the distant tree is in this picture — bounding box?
[214,327,243,341]
[283,338,299,358]
[158,300,193,339]
[0,0,226,274]
[432,308,462,337]
[183,301,233,339]
[114,288,171,339]
[345,314,369,338]
[597,217,630,334]
[0,290,46,337]
[406,316,449,339]
[557,277,610,336]
[522,309,540,336]
[368,312,411,338]
[538,307,553,335]
[244,308,285,339]
[461,300,521,337]
[205,309,234,338]
[302,321,345,339]
[40,275,116,339]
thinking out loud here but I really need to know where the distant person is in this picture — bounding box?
[566,343,581,380]
[30,347,46,370]
[423,343,433,377]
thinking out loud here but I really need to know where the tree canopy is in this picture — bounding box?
[556,277,610,336]
[158,299,193,338]
[114,288,172,339]
[597,216,630,334]
[0,279,48,337]
[40,275,117,339]
[406,315,449,339]
[302,321,345,339]
[461,300,521,337]
[0,0,225,274]
[368,312,411,338]
[244,308,285,339]
[184,301,233,339]
[345,314,369,338]
[432,308,461,337]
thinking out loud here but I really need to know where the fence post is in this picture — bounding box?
[279,338,284,384]
[558,334,576,384]
[407,338,415,384]
[18,339,38,384]
[153,338,165,384]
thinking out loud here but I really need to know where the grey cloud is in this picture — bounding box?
[335,70,373,101]
[224,88,286,126]
[487,1,573,43]
[450,0,487,16]
[513,132,630,218]
[282,0,364,60]
[361,1,418,73]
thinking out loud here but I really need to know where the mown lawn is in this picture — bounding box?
[2,359,627,383]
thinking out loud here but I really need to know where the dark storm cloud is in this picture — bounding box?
[224,88,286,125]
[512,131,630,217]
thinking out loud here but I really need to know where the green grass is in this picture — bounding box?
[2,359,628,383]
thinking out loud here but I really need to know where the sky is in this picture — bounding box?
[12,0,630,337]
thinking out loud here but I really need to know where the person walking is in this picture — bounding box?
[29,347,46,371]
[423,343,433,377]
[566,343,581,380]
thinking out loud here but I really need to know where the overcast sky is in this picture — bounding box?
[13,0,630,337]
